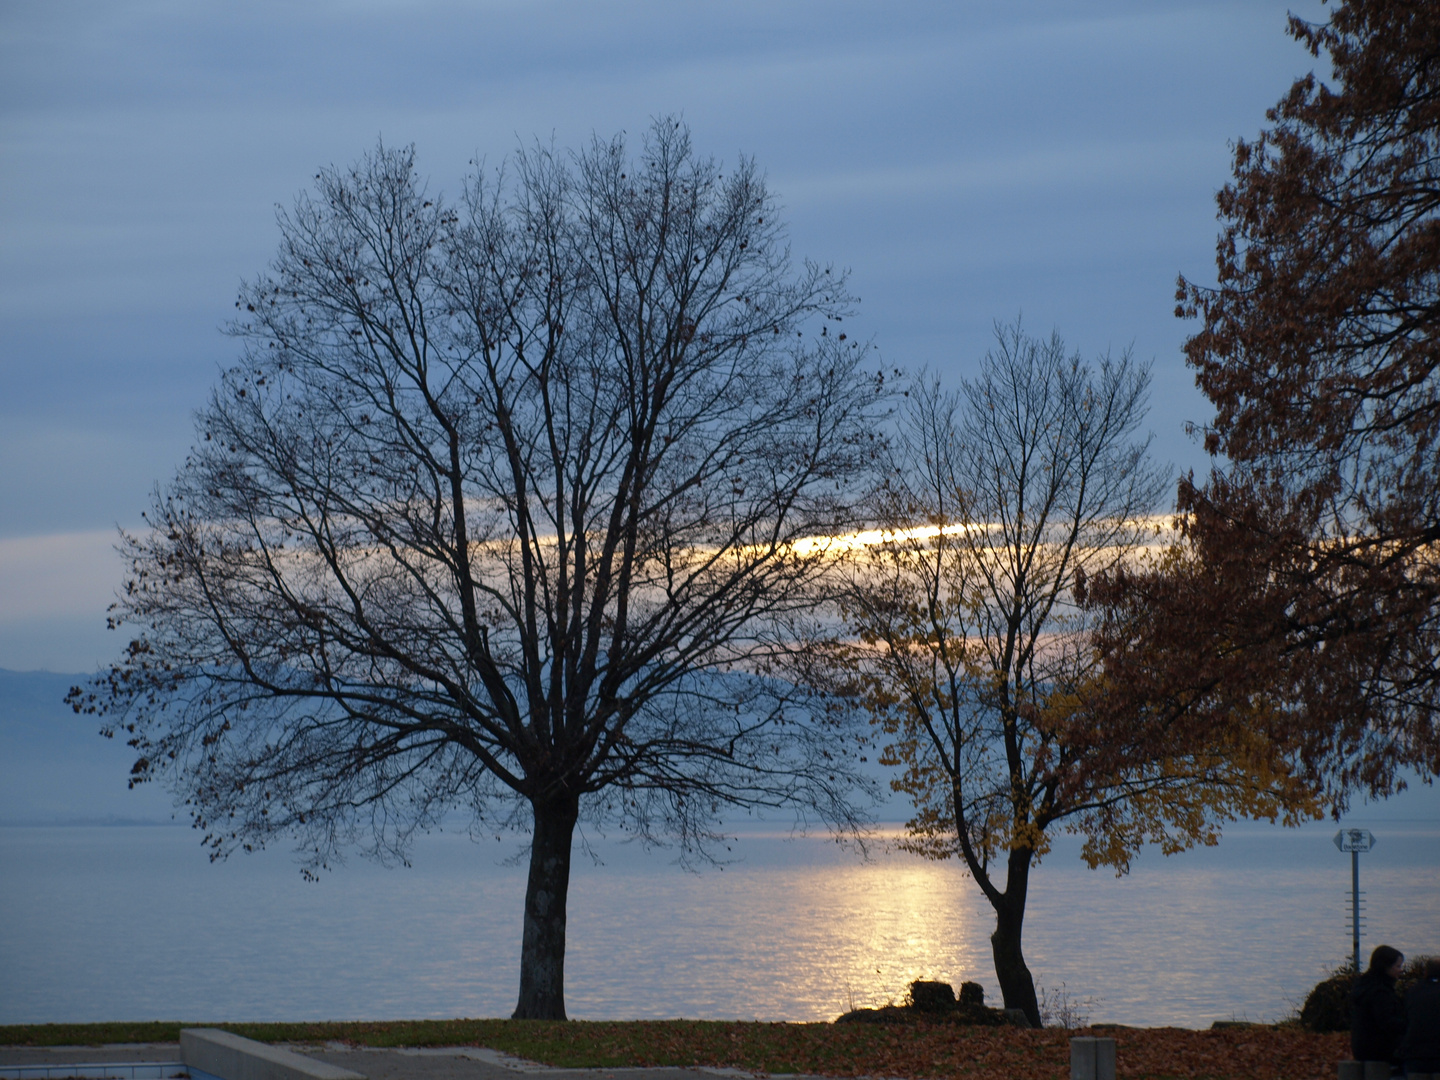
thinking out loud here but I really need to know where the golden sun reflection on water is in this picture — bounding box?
[564,848,990,1021]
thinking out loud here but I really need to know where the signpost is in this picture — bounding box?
[1334,829,1376,970]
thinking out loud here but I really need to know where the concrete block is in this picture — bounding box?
[1362,1063,1391,1080]
[1337,1063,1364,1080]
[180,1030,364,1080]
[1070,1036,1116,1080]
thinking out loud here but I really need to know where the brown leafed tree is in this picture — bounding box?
[1089,0,1440,803]
[827,323,1316,1026]
[68,120,885,1020]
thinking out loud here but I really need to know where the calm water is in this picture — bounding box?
[2,819,1437,1028]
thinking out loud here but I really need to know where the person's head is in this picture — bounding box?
[1368,945,1403,979]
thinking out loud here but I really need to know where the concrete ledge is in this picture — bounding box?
[180,1031,364,1080]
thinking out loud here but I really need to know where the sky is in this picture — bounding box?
[0,0,1331,672]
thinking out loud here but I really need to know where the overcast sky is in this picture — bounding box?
[0,0,1328,671]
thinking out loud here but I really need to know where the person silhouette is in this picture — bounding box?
[1350,945,1406,1071]
[1398,956,1440,1077]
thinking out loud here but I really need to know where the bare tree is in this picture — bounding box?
[832,323,1313,1025]
[71,120,884,1020]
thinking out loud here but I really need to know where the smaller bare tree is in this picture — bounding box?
[833,322,1314,1025]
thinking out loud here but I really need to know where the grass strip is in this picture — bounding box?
[0,1018,1351,1080]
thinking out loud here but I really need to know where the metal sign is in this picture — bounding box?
[1334,828,1377,852]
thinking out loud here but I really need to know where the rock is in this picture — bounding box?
[833,977,1014,1027]
[948,1003,1006,1027]
[833,1000,1007,1027]
[834,1006,911,1025]
[907,980,957,1013]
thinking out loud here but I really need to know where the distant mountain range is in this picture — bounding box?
[0,668,176,825]
[4,668,1431,829]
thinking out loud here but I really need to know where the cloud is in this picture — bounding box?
[0,530,130,670]
[1,0,1316,607]
[0,530,124,623]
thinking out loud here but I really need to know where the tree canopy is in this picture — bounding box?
[70,120,885,1019]
[1089,0,1440,804]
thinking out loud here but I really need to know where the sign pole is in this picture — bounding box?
[1351,847,1360,972]
[1334,828,1375,971]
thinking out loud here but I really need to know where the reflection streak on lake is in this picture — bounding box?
[1,823,1436,1027]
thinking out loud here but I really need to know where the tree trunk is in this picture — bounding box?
[989,846,1041,1027]
[512,793,579,1020]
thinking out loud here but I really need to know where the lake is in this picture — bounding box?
[2,817,1436,1028]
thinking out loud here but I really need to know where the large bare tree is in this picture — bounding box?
[71,120,884,1019]
[830,324,1314,1025]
